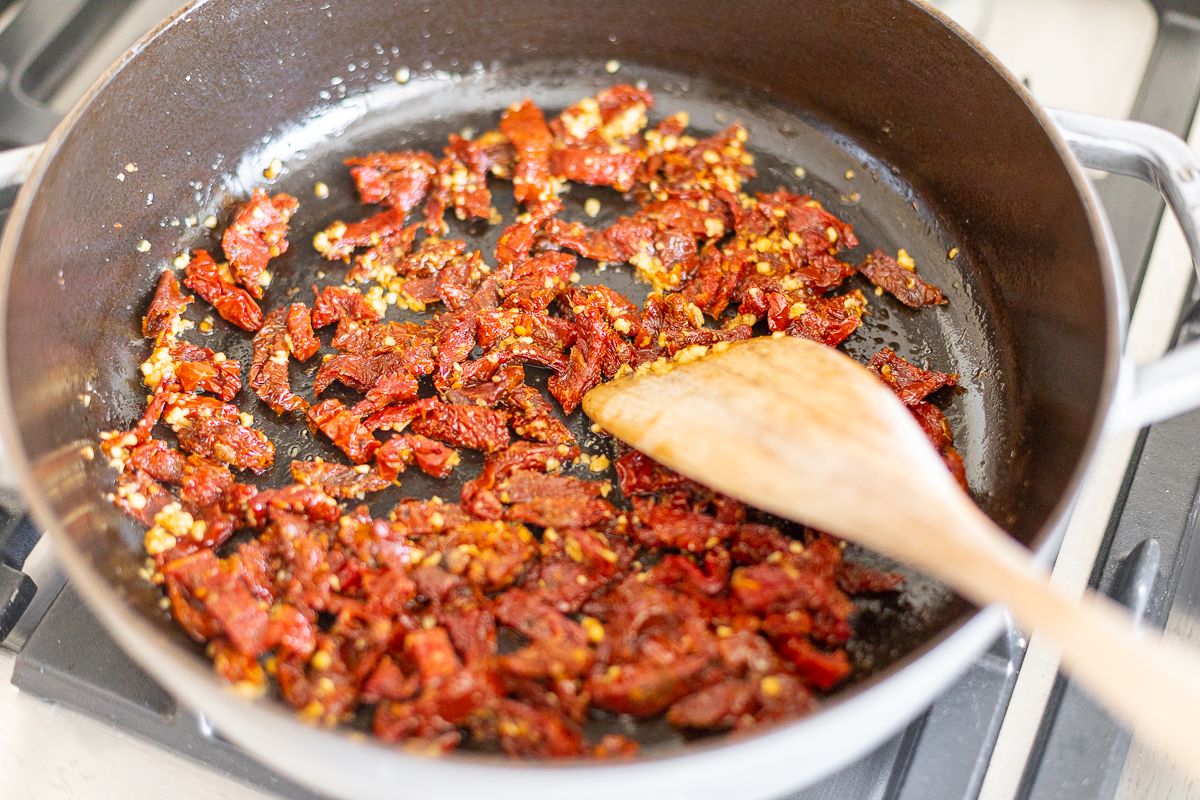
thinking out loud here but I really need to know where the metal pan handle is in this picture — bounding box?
[1050,108,1200,431]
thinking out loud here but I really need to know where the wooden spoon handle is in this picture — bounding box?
[942,506,1200,777]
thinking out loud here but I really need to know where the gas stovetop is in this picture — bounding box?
[2,2,1198,799]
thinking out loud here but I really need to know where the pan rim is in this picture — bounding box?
[0,0,1121,792]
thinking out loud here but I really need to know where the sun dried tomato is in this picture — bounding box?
[859,248,945,307]
[637,292,751,358]
[291,459,391,499]
[501,100,556,206]
[500,470,615,529]
[460,441,580,520]
[222,189,299,298]
[364,399,433,434]
[551,146,640,193]
[550,84,653,147]
[113,468,174,527]
[183,250,263,332]
[442,365,526,406]
[425,134,494,233]
[163,550,270,656]
[666,679,756,731]
[758,289,865,348]
[394,237,467,278]
[909,400,953,451]
[540,217,621,262]
[505,384,574,446]
[837,561,904,594]
[165,394,275,473]
[593,734,639,759]
[143,270,192,341]
[496,198,563,269]
[774,638,851,691]
[755,190,856,252]
[352,370,419,416]
[460,334,570,389]
[435,251,489,311]
[317,208,410,261]
[245,484,339,527]
[314,351,415,396]
[494,252,575,313]
[250,308,307,414]
[633,499,737,553]
[286,302,320,361]
[170,341,242,401]
[376,433,459,480]
[614,449,694,497]
[656,124,755,196]
[345,151,437,212]
[311,285,381,328]
[409,401,510,452]
[307,399,379,464]
[420,519,537,592]
[332,318,427,355]
[868,347,957,405]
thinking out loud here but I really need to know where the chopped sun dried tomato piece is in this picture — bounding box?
[286,302,320,361]
[376,433,460,480]
[425,134,494,233]
[909,401,951,452]
[114,468,174,527]
[164,394,274,473]
[311,285,382,328]
[759,289,866,348]
[614,449,694,497]
[410,402,511,453]
[307,399,380,464]
[345,151,437,211]
[541,217,621,262]
[633,499,737,553]
[551,146,640,193]
[499,252,577,312]
[183,250,263,332]
[314,351,413,396]
[169,341,241,402]
[163,550,270,656]
[143,270,192,342]
[500,100,556,206]
[353,370,420,416]
[506,384,574,446]
[500,469,614,529]
[859,248,945,307]
[291,459,391,499]
[496,197,563,272]
[837,561,904,594]
[222,189,299,298]
[653,124,754,196]
[868,347,957,405]
[250,308,307,415]
[551,83,653,147]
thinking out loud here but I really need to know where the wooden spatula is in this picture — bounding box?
[584,335,1200,778]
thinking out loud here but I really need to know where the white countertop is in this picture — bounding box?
[0,2,1172,799]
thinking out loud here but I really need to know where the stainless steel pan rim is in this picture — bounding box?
[4,0,1200,797]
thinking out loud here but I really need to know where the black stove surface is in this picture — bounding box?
[4,2,1200,799]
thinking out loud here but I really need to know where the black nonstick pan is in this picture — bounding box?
[4,1,1199,797]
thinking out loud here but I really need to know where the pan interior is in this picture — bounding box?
[57,59,994,749]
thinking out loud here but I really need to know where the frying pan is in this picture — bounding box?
[2,1,1200,798]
